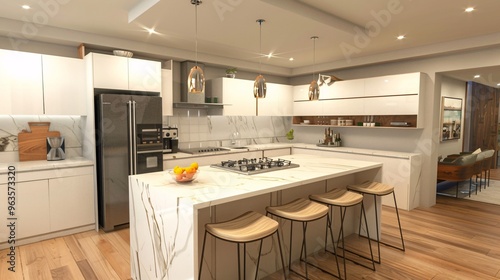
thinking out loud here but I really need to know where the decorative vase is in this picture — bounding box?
[226,73,236,78]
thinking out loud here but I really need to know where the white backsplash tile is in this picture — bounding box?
[165,110,291,148]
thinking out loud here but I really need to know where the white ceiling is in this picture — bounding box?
[1,0,500,85]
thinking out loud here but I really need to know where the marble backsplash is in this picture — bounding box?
[0,116,84,162]
[163,109,292,148]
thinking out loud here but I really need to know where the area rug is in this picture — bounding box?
[437,179,500,205]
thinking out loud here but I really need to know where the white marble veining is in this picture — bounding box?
[163,111,292,148]
[130,154,382,280]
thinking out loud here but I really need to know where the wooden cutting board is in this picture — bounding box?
[18,122,60,161]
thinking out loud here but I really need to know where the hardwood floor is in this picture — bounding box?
[2,196,500,279]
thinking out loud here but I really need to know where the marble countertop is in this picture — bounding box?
[0,157,94,174]
[163,143,419,160]
[132,154,382,209]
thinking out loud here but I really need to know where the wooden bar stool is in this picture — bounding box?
[198,211,286,280]
[266,198,340,279]
[346,181,405,264]
[310,188,376,279]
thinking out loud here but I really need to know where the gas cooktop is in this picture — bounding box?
[210,157,300,175]
[179,147,230,154]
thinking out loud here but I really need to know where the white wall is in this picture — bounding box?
[438,76,466,158]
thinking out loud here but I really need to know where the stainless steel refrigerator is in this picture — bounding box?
[95,93,163,232]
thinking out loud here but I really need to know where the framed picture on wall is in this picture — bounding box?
[441,97,462,141]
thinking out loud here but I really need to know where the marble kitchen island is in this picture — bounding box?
[129,154,383,280]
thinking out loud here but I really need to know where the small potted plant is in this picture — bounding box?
[225,67,237,78]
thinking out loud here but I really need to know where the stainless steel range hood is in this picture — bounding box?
[180,61,205,103]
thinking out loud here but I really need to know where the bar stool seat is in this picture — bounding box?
[310,188,376,279]
[346,181,405,264]
[198,211,286,280]
[266,198,340,279]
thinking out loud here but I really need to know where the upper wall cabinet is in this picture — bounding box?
[258,83,293,116]
[0,49,44,115]
[292,72,425,128]
[42,55,87,115]
[208,77,293,116]
[207,78,255,116]
[90,53,161,92]
[364,72,421,96]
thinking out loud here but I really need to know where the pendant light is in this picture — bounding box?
[254,19,267,99]
[188,0,205,94]
[308,36,320,100]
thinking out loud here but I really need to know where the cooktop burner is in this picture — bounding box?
[210,157,300,175]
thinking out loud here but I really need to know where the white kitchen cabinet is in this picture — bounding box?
[258,83,293,116]
[91,53,129,90]
[0,161,95,249]
[0,49,44,115]
[128,57,161,92]
[42,55,87,115]
[49,172,94,232]
[161,69,173,116]
[293,85,320,116]
[321,99,365,115]
[0,180,51,242]
[364,95,419,115]
[320,79,364,100]
[364,72,421,97]
[208,78,255,116]
[91,53,161,92]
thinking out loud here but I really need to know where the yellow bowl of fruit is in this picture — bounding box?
[169,162,199,183]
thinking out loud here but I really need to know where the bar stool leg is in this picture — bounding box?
[275,230,288,279]
[392,192,406,252]
[198,231,209,280]
[337,203,376,276]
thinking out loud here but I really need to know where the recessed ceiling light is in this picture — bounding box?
[21,5,31,10]
[397,35,405,40]
[465,7,475,13]
[289,57,294,61]
[267,53,273,58]
[474,74,481,78]
[497,83,500,86]
[144,27,158,35]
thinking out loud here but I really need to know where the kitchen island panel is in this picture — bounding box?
[130,154,382,279]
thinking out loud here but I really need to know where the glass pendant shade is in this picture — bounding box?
[254,74,267,98]
[188,65,205,93]
[308,79,320,100]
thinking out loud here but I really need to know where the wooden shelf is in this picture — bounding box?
[292,115,419,128]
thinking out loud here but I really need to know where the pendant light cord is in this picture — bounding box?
[195,1,199,67]
[257,19,265,75]
[312,36,318,81]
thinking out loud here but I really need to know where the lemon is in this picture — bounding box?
[190,162,199,170]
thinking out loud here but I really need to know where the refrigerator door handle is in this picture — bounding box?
[128,100,138,175]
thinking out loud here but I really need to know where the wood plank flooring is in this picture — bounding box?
[1,196,500,279]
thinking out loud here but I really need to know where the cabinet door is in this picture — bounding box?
[0,49,43,115]
[293,84,309,101]
[0,181,50,241]
[258,83,293,116]
[92,53,128,90]
[42,55,87,115]
[321,99,364,116]
[49,174,95,232]
[161,69,173,116]
[364,72,421,97]
[221,78,255,116]
[129,58,161,92]
[363,95,419,115]
[320,79,364,100]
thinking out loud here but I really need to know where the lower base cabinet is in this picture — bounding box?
[0,165,95,247]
